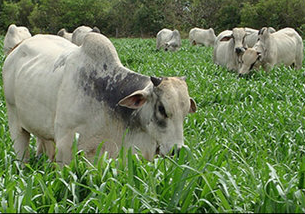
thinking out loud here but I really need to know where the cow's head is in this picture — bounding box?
[255,27,273,56]
[118,76,196,160]
[164,30,181,51]
[220,28,249,55]
[164,42,179,51]
[238,48,262,75]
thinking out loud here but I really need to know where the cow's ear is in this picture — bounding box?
[151,76,162,87]
[189,98,197,113]
[118,90,148,109]
[220,35,232,42]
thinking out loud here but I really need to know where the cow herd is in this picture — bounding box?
[1,23,304,166]
[156,26,304,75]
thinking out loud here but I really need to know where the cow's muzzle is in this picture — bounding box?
[235,47,245,55]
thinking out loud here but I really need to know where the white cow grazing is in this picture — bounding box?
[2,33,197,165]
[3,24,32,55]
[189,27,216,47]
[72,25,100,46]
[156,28,181,51]
[213,27,273,71]
[238,27,303,74]
[57,28,72,42]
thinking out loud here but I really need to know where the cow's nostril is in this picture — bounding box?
[235,48,241,54]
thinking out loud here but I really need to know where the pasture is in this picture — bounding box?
[0,36,305,213]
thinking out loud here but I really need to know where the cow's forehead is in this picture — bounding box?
[243,49,257,64]
[157,77,190,110]
[233,28,246,38]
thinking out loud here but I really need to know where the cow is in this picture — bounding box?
[2,33,197,166]
[213,28,249,71]
[57,28,72,42]
[72,25,101,46]
[156,28,181,51]
[189,27,216,47]
[213,27,273,71]
[3,24,32,56]
[238,47,262,75]
[238,27,303,75]
[243,27,276,48]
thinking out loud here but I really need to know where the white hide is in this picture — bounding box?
[156,28,181,51]
[3,24,32,56]
[2,33,196,166]
[189,27,216,47]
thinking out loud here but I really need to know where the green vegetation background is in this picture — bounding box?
[0,0,305,38]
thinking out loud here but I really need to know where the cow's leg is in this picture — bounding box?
[36,138,55,161]
[12,128,30,162]
[6,106,30,162]
[54,129,74,166]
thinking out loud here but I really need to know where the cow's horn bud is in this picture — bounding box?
[150,76,162,87]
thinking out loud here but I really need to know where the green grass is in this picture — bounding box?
[0,36,305,213]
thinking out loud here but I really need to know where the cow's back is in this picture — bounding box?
[3,35,76,138]
[272,29,302,65]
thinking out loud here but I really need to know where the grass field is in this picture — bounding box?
[0,36,305,213]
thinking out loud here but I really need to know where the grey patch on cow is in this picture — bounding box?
[57,29,65,37]
[53,54,68,72]
[103,63,107,71]
[78,66,151,126]
[92,27,100,34]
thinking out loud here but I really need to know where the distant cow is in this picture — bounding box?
[189,27,216,47]
[213,27,271,71]
[238,27,303,75]
[243,27,276,48]
[213,28,249,71]
[3,24,31,55]
[2,33,197,166]
[72,25,100,46]
[156,28,181,51]
[57,28,72,42]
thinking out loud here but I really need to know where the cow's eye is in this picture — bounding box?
[158,105,167,118]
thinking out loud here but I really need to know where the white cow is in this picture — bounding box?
[2,33,197,166]
[213,28,249,71]
[3,24,32,55]
[238,27,303,74]
[244,27,276,48]
[213,27,273,71]
[189,27,216,47]
[156,28,181,51]
[72,25,100,46]
[57,28,72,42]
